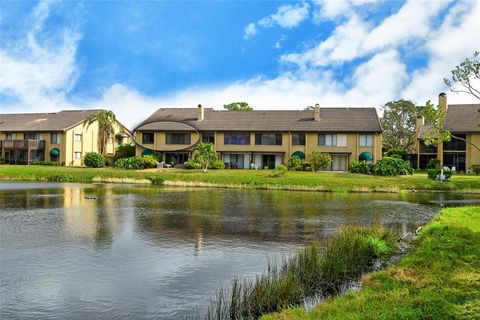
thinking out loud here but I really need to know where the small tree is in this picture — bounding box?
[307,151,332,172]
[196,143,216,173]
[84,110,119,156]
[223,102,253,111]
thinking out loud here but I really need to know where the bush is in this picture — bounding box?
[0,157,4,164]
[373,157,413,176]
[302,161,312,171]
[350,160,374,174]
[383,148,407,160]
[426,159,441,169]
[287,156,304,171]
[471,165,480,175]
[307,151,332,172]
[113,144,136,163]
[427,168,453,180]
[83,152,106,168]
[268,164,288,177]
[209,159,225,169]
[185,160,201,169]
[32,161,60,166]
[114,155,157,170]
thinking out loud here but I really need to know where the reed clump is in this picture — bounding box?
[203,226,396,320]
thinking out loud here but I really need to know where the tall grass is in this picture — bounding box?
[198,227,396,320]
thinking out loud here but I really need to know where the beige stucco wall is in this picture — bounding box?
[466,133,480,169]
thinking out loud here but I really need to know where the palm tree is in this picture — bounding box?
[196,143,216,172]
[84,110,117,155]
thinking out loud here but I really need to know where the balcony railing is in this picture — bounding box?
[2,140,46,150]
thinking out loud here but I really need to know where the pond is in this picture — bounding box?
[0,182,477,319]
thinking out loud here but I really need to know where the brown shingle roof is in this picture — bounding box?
[135,107,382,132]
[444,104,480,133]
[0,110,101,132]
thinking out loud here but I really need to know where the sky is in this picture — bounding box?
[1,0,479,129]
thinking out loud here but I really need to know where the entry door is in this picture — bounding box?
[230,154,244,169]
[262,155,276,169]
[331,155,348,171]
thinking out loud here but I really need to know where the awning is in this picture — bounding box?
[115,132,130,138]
[50,148,60,156]
[291,151,305,159]
[141,149,154,156]
[359,152,374,161]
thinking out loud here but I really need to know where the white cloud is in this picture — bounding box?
[243,1,309,39]
[312,0,385,21]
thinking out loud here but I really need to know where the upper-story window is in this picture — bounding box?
[166,133,191,145]
[142,132,154,144]
[443,134,466,151]
[224,133,250,145]
[24,133,40,140]
[292,133,305,146]
[5,132,14,140]
[359,134,373,147]
[255,133,282,145]
[318,134,337,146]
[202,132,215,144]
[51,133,61,144]
[74,134,82,142]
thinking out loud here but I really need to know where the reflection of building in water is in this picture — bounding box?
[63,187,118,241]
[194,232,203,257]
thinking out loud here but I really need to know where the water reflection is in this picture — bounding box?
[1,182,479,320]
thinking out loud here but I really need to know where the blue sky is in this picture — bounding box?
[1,0,479,128]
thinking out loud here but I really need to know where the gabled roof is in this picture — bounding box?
[135,107,382,133]
[0,110,101,132]
[444,104,480,133]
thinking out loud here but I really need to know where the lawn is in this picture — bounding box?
[0,165,480,192]
[262,206,480,320]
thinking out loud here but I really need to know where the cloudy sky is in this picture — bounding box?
[1,0,479,128]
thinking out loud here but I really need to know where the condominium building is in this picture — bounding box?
[133,104,382,170]
[414,93,480,172]
[0,110,130,165]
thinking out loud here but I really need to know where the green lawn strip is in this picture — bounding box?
[261,206,480,320]
[0,165,479,192]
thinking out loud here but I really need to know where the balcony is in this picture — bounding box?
[2,140,46,150]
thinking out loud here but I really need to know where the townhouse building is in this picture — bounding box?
[133,104,382,170]
[0,110,130,165]
[414,93,480,172]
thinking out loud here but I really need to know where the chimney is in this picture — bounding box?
[197,104,204,121]
[314,103,320,122]
[439,92,447,114]
[416,115,425,132]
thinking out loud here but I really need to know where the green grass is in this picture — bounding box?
[262,206,480,320]
[0,165,480,192]
[200,227,396,320]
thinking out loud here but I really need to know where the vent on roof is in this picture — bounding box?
[34,118,47,122]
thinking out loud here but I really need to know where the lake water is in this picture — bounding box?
[1,182,478,319]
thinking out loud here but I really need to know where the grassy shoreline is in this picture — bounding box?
[262,206,480,320]
[1,165,480,193]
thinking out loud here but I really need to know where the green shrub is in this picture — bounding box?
[114,155,157,170]
[373,157,413,176]
[471,165,480,175]
[350,160,374,174]
[426,159,441,169]
[0,157,4,164]
[185,160,201,169]
[83,152,106,168]
[209,159,225,169]
[113,144,136,162]
[302,161,312,171]
[268,164,288,177]
[307,151,332,172]
[427,168,453,180]
[383,148,406,160]
[32,161,60,166]
[287,156,304,171]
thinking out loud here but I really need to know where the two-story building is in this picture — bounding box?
[0,110,130,165]
[414,93,480,172]
[133,104,382,170]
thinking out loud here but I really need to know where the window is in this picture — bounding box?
[5,133,14,140]
[359,134,373,147]
[443,134,466,151]
[166,133,191,145]
[74,152,82,160]
[24,133,40,140]
[51,133,61,144]
[255,133,282,145]
[202,132,215,144]
[292,133,305,146]
[318,134,337,146]
[74,134,82,142]
[224,133,250,145]
[142,132,154,144]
